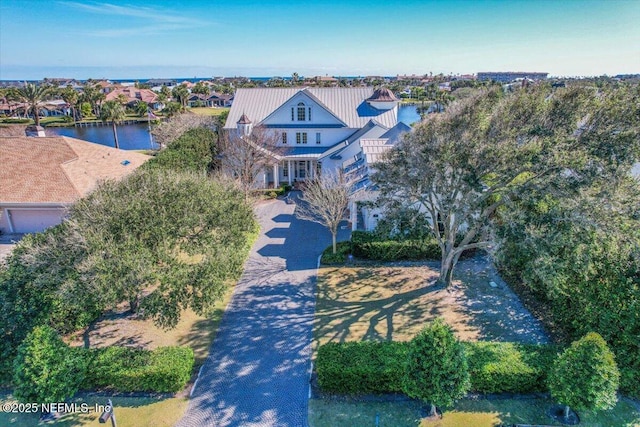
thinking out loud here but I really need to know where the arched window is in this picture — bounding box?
[297,102,307,121]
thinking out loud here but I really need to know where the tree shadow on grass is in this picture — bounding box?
[314,267,448,345]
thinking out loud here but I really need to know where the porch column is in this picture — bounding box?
[350,201,357,231]
[263,170,267,188]
[288,160,292,185]
[273,163,279,188]
[310,160,315,179]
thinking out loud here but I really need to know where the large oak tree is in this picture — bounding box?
[373,84,640,287]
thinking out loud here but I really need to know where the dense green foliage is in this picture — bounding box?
[403,319,470,410]
[316,341,407,394]
[352,231,440,261]
[465,342,558,394]
[13,326,86,404]
[320,241,352,264]
[146,127,218,173]
[548,333,620,413]
[496,185,640,397]
[0,129,257,384]
[374,83,640,287]
[0,225,101,382]
[316,340,557,396]
[69,169,258,327]
[81,346,194,393]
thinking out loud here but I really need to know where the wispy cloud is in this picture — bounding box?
[58,1,210,36]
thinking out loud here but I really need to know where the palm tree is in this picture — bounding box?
[60,87,79,122]
[100,100,126,149]
[12,83,51,126]
[171,84,189,110]
[135,101,149,117]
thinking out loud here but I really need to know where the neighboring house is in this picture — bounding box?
[105,87,161,109]
[0,128,149,234]
[225,87,411,230]
[188,92,233,107]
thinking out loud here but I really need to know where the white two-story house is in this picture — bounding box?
[225,87,408,182]
[224,87,411,230]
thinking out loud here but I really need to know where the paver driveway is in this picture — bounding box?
[176,194,348,427]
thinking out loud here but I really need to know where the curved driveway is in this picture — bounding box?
[177,194,347,427]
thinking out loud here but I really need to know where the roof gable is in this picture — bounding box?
[225,88,398,130]
[260,89,347,127]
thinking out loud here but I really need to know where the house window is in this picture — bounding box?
[291,107,294,121]
[308,107,312,121]
[282,132,287,144]
[297,102,306,121]
[316,132,321,144]
[283,162,288,177]
[296,132,308,144]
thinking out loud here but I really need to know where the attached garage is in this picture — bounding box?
[1,133,149,236]
[2,207,66,234]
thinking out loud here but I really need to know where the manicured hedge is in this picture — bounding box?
[351,231,441,261]
[316,342,407,394]
[315,341,557,395]
[464,342,558,394]
[320,241,352,264]
[81,346,194,393]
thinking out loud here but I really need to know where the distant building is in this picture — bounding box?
[105,87,161,109]
[477,71,548,83]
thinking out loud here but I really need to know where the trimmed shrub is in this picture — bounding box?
[13,326,86,404]
[549,332,620,413]
[316,341,407,394]
[465,342,558,393]
[350,231,440,261]
[146,127,218,173]
[403,319,470,412]
[81,346,194,393]
[316,340,557,396]
[320,241,352,265]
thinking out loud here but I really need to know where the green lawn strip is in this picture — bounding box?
[0,391,187,427]
[308,396,640,427]
[188,107,230,116]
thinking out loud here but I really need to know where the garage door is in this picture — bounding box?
[9,209,65,233]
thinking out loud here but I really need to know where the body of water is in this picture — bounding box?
[49,123,158,150]
[398,104,420,125]
[48,105,419,150]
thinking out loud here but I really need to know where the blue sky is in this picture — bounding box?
[1,0,638,80]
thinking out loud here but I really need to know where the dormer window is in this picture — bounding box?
[297,102,306,121]
[291,102,312,122]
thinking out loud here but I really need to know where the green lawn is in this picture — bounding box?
[0,392,188,427]
[189,107,229,116]
[309,396,640,427]
[311,262,639,426]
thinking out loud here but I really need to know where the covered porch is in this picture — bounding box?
[263,158,321,188]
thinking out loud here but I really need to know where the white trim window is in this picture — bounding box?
[297,102,307,121]
[282,132,287,144]
[296,132,308,144]
[316,132,321,144]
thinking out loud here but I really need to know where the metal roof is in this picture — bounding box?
[360,139,394,165]
[225,88,398,130]
[278,146,327,159]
